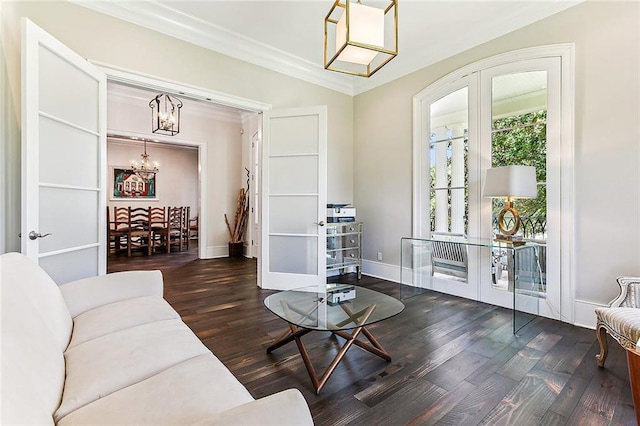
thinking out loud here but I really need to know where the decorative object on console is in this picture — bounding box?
[150,93,182,136]
[482,165,537,243]
[324,0,398,77]
[327,203,356,223]
[130,138,159,181]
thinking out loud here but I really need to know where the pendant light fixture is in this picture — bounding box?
[150,93,183,136]
[324,0,398,77]
[130,138,159,181]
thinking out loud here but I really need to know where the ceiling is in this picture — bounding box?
[77,0,581,96]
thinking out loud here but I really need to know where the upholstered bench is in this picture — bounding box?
[595,276,640,367]
[595,276,640,424]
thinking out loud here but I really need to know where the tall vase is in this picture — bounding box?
[228,242,243,258]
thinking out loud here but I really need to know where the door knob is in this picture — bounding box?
[315,221,325,227]
[28,231,52,240]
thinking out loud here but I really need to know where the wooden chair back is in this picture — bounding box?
[149,207,167,230]
[127,207,152,256]
[168,206,184,251]
[113,206,130,230]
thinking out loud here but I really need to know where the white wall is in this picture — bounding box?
[353,1,640,327]
[0,0,354,257]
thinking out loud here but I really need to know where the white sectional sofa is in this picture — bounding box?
[1,252,313,425]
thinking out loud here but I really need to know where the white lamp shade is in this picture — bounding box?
[482,165,538,198]
[336,2,384,65]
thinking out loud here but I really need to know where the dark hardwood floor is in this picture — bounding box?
[108,247,636,425]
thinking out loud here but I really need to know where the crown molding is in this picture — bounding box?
[73,0,582,97]
[72,1,356,96]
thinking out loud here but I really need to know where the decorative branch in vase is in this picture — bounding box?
[224,168,250,257]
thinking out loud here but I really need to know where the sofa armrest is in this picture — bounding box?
[60,270,163,318]
[191,389,313,426]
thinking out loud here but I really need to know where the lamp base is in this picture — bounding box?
[494,235,526,246]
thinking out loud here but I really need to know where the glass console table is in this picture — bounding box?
[400,236,544,333]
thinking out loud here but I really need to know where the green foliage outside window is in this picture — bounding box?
[492,110,547,227]
[429,110,547,237]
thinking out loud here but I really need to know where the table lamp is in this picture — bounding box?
[482,165,537,243]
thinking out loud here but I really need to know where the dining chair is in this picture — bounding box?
[107,206,130,255]
[182,206,191,250]
[127,206,152,256]
[149,206,170,253]
[168,206,184,252]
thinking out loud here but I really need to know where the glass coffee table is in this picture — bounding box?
[264,283,404,394]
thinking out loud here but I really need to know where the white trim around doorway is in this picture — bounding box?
[95,62,273,260]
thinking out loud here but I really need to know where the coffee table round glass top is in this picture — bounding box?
[264,284,404,332]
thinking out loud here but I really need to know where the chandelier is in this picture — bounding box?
[130,139,158,181]
[150,93,182,136]
[324,0,398,77]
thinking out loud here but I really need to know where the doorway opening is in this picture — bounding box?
[103,76,265,272]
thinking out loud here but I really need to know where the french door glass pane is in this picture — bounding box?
[429,87,468,235]
[490,71,547,294]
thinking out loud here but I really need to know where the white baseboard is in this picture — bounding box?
[204,245,233,259]
[362,259,400,283]
[573,299,607,330]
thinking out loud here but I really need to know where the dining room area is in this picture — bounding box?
[106,133,200,267]
[107,205,198,258]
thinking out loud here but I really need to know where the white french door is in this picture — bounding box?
[419,76,481,301]
[21,19,107,284]
[414,47,572,323]
[260,106,327,290]
[479,58,561,319]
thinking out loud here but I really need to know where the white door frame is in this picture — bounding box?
[93,62,272,261]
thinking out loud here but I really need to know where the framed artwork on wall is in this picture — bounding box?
[111,167,158,200]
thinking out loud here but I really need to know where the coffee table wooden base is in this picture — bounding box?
[266,304,392,394]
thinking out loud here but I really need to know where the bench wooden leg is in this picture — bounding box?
[596,321,609,367]
[627,349,640,425]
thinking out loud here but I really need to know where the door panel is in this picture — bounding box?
[479,58,560,317]
[39,118,99,187]
[424,79,480,301]
[260,107,327,290]
[269,236,318,275]
[22,19,106,283]
[38,188,99,252]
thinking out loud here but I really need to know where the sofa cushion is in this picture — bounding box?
[1,253,73,425]
[57,353,255,425]
[67,296,180,348]
[0,253,73,350]
[56,319,210,421]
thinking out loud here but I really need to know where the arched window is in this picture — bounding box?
[412,45,574,322]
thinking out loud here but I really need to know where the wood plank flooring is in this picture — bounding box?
[108,249,636,425]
